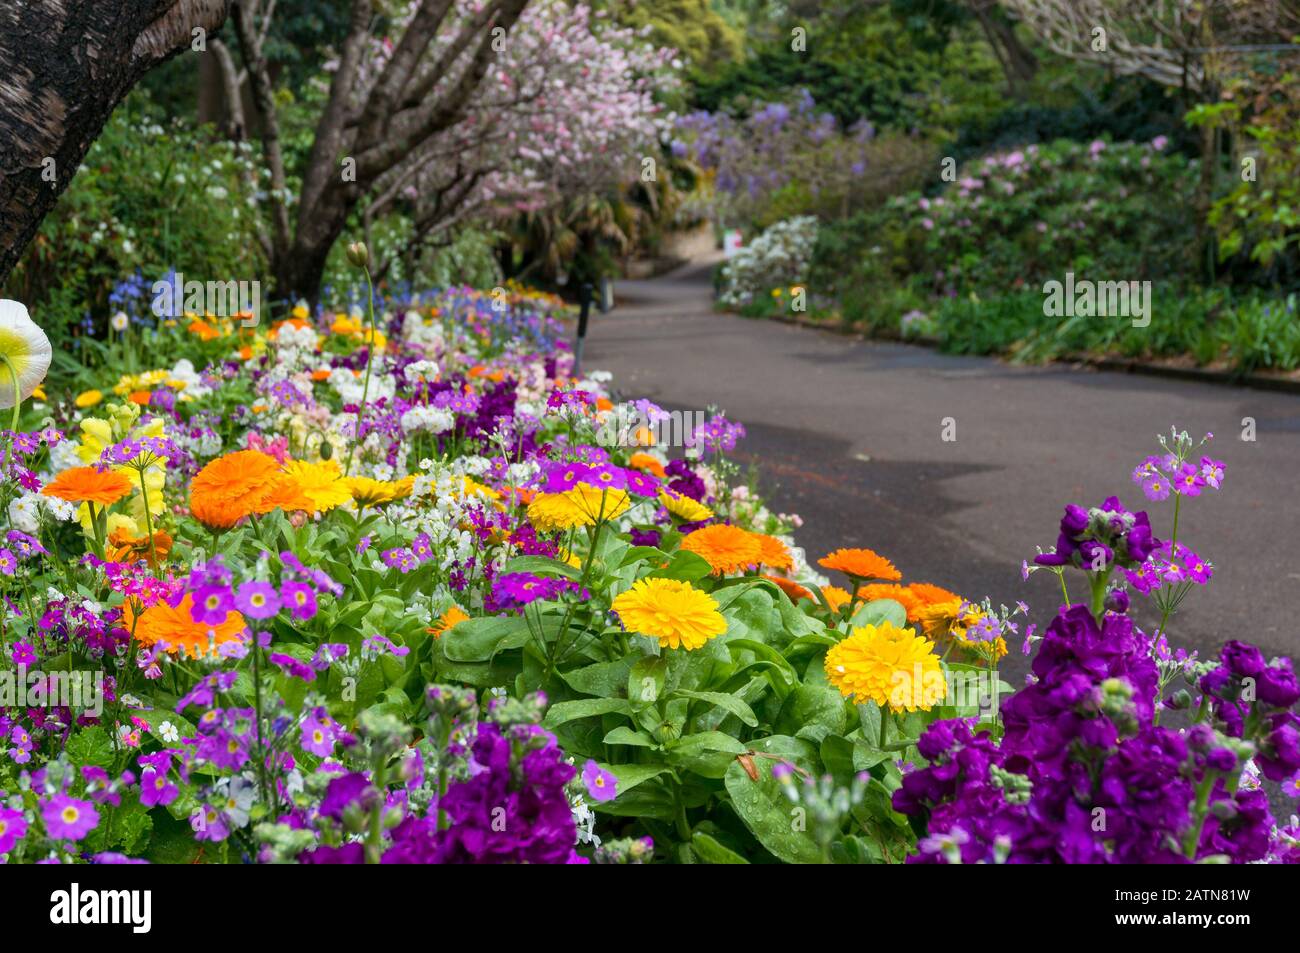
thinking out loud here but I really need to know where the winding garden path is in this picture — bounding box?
[585,255,1300,678]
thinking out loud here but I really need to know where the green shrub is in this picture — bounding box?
[2,91,267,351]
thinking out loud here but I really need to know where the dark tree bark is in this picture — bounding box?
[0,1,233,284]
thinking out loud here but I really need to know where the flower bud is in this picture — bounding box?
[346,242,369,268]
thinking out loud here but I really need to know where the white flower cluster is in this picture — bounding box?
[328,365,395,405]
[403,359,439,384]
[718,216,818,308]
[399,404,455,435]
[8,493,76,533]
[402,310,445,350]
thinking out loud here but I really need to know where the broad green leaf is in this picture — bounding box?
[629,654,668,709]
[676,689,758,727]
[723,735,823,864]
[691,831,750,864]
[441,615,532,662]
[850,598,907,629]
[667,730,746,757]
[561,656,636,698]
[603,726,658,748]
[542,697,633,729]
[503,554,581,580]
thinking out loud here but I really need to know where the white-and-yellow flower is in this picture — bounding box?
[0,299,52,410]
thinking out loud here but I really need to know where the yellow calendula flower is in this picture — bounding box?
[346,477,396,508]
[564,483,630,523]
[280,459,352,515]
[75,389,104,409]
[112,369,169,397]
[919,598,1007,660]
[526,492,588,532]
[824,621,947,712]
[658,489,713,523]
[429,606,470,639]
[346,476,413,508]
[611,578,726,650]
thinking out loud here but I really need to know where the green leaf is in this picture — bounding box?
[776,683,848,736]
[650,550,713,582]
[503,554,581,580]
[675,689,758,727]
[541,697,633,729]
[603,726,659,748]
[629,654,668,709]
[723,735,823,864]
[667,730,747,757]
[561,656,635,698]
[441,615,532,662]
[603,762,674,795]
[691,831,750,864]
[66,726,115,769]
[850,598,906,629]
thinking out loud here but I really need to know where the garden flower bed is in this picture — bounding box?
[0,282,1297,865]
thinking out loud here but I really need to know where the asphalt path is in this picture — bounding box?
[585,257,1300,684]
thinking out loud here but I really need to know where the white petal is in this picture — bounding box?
[0,299,53,409]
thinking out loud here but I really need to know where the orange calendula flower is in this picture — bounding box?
[857,583,924,622]
[627,453,666,479]
[42,467,133,507]
[189,450,281,527]
[107,527,173,567]
[680,524,763,575]
[311,368,332,381]
[821,585,852,614]
[187,319,221,341]
[429,606,470,639]
[754,533,793,571]
[764,574,812,603]
[255,473,316,516]
[818,547,901,582]
[121,594,248,659]
[128,390,152,406]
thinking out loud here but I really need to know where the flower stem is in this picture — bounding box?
[135,466,160,568]
[346,268,377,477]
[0,353,22,432]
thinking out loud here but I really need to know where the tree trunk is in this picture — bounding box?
[972,6,1038,98]
[0,1,232,284]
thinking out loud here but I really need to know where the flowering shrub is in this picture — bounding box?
[717,216,818,310]
[1,276,1296,864]
[867,137,1196,297]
